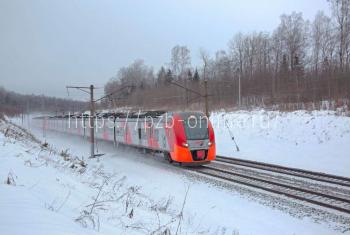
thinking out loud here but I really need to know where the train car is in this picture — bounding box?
[34,111,216,165]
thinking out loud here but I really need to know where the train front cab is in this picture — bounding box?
[170,112,216,165]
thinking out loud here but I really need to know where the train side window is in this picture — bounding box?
[138,128,142,140]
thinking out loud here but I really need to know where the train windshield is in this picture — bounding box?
[183,117,209,140]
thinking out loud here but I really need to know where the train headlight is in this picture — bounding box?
[182,142,189,148]
[208,141,212,146]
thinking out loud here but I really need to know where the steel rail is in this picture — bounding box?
[190,165,350,214]
[215,155,350,187]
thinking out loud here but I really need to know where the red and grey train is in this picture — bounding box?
[34,111,216,164]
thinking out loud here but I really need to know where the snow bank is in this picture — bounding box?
[0,119,192,234]
[211,110,350,177]
[3,117,349,234]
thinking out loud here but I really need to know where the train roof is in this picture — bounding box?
[36,110,207,119]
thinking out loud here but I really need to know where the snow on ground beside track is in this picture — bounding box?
[211,110,350,177]
[4,117,350,234]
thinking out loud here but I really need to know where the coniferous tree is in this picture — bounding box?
[193,69,200,82]
[165,69,174,83]
[187,69,193,81]
[157,66,167,86]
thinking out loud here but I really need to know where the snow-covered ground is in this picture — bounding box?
[2,116,350,234]
[211,110,350,177]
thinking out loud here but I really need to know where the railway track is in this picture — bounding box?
[215,155,350,188]
[188,159,350,214]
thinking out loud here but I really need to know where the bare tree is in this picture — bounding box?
[214,50,232,81]
[277,12,309,72]
[229,33,244,78]
[311,11,334,75]
[170,45,191,79]
[328,0,350,71]
[199,48,210,80]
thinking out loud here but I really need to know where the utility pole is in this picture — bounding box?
[238,69,241,107]
[204,80,209,117]
[185,79,189,109]
[89,85,95,159]
[66,85,96,158]
[66,84,133,158]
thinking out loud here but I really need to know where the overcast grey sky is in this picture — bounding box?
[0,0,330,100]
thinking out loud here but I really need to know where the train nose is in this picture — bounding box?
[184,139,212,161]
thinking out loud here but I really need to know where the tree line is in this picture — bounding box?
[106,0,349,111]
[0,87,87,116]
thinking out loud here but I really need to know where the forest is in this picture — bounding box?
[0,87,87,116]
[104,0,350,111]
